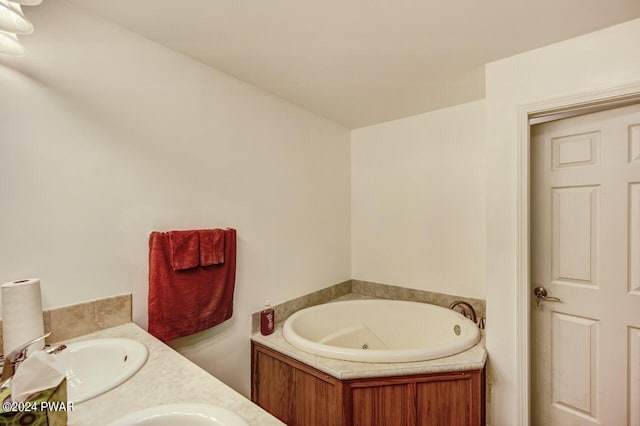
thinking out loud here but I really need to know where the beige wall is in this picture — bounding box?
[3,1,640,419]
[0,0,351,396]
[351,100,486,299]
[485,18,640,425]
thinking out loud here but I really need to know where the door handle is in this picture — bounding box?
[533,286,562,307]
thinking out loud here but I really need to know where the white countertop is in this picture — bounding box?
[252,324,487,381]
[64,323,283,426]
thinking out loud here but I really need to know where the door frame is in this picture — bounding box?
[515,81,640,425]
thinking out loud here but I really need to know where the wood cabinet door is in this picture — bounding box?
[253,348,294,424]
[253,343,343,426]
[292,369,339,426]
[351,382,416,426]
[415,372,483,426]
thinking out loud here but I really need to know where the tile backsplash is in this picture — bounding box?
[251,280,352,333]
[251,279,486,333]
[351,280,486,319]
[0,293,132,354]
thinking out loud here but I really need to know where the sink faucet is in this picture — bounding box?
[1,333,50,382]
[449,301,477,324]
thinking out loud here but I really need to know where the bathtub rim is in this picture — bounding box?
[282,299,481,363]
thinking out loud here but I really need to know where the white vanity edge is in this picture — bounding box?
[62,323,284,426]
[251,324,487,381]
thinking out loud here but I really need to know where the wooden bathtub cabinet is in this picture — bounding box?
[252,342,344,425]
[251,342,485,426]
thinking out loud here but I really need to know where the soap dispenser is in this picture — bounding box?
[260,301,275,336]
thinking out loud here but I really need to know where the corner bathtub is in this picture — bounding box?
[282,299,480,363]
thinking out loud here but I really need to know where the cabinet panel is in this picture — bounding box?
[293,368,338,426]
[253,343,343,426]
[254,349,294,424]
[352,383,416,426]
[415,371,483,426]
[252,342,485,426]
[416,378,471,426]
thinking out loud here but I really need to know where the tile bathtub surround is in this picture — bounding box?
[251,279,486,333]
[351,279,486,320]
[251,280,352,333]
[0,293,132,354]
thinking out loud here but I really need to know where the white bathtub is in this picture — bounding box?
[282,299,480,363]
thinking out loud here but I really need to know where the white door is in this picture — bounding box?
[531,103,640,426]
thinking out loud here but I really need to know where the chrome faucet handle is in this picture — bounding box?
[5,333,50,361]
[449,301,478,324]
[477,317,486,329]
[43,344,66,355]
[0,332,51,382]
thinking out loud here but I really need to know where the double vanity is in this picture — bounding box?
[43,323,282,425]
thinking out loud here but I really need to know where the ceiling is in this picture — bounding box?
[65,0,640,128]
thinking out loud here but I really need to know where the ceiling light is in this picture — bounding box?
[0,0,33,34]
[0,29,24,56]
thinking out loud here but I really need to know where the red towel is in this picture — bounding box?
[199,229,224,266]
[168,230,200,270]
[148,228,237,342]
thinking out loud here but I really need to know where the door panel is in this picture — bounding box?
[629,124,640,162]
[552,185,599,286]
[629,327,640,425]
[629,183,640,295]
[551,131,600,169]
[551,312,599,420]
[531,103,640,426]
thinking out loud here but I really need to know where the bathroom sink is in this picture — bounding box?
[44,338,148,403]
[107,403,249,426]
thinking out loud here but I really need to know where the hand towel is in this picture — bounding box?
[148,228,237,342]
[168,230,200,270]
[199,229,224,266]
